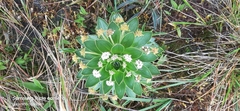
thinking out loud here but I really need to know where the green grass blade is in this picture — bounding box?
[117,0,138,9]
[40,100,54,111]
[139,102,164,111]
[156,99,172,111]
[183,0,206,24]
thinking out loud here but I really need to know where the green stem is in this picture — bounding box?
[85,51,100,55]
[120,31,125,43]
[109,35,115,44]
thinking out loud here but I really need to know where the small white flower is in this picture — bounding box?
[111,54,118,61]
[101,52,111,60]
[106,80,114,86]
[142,46,150,55]
[93,69,101,78]
[98,61,103,67]
[126,71,131,77]
[109,70,115,75]
[123,62,127,68]
[123,54,132,62]
[135,59,143,69]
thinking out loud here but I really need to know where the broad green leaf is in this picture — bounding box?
[76,36,83,45]
[179,4,186,11]
[139,52,157,62]
[20,82,47,93]
[171,0,178,9]
[80,6,88,15]
[88,35,98,40]
[137,65,152,78]
[124,47,143,59]
[41,27,48,37]
[126,87,136,97]
[124,75,134,89]
[86,75,99,87]
[81,68,93,75]
[108,22,119,30]
[84,53,99,60]
[60,48,75,53]
[16,57,25,65]
[158,55,167,64]
[102,80,112,94]
[114,71,124,84]
[121,32,134,48]
[144,63,160,75]
[127,17,139,32]
[77,71,83,78]
[78,48,99,60]
[87,57,100,68]
[75,13,85,24]
[109,22,120,43]
[132,31,152,48]
[75,49,82,57]
[115,82,126,99]
[52,27,61,34]
[84,40,101,53]
[126,62,137,71]
[100,105,106,111]
[105,62,114,71]
[109,12,123,22]
[100,69,110,80]
[111,44,125,54]
[33,78,44,89]
[0,65,7,70]
[60,39,71,45]
[96,40,112,52]
[133,82,142,95]
[96,17,108,30]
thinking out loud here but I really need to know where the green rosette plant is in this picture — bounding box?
[75,12,161,99]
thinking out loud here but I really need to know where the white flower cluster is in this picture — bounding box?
[142,46,150,55]
[123,54,132,62]
[92,52,144,86]
[135,60,143,69]
[93,69,101,78]
[98,61,103,67]
[106,80,114,86]
[101,52,111,60]
[107,70,115,86]
[111,54,119,61]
